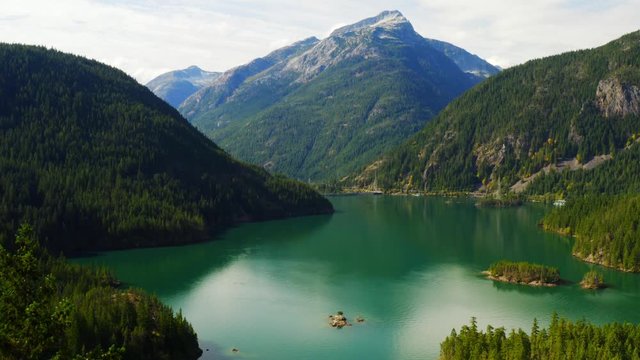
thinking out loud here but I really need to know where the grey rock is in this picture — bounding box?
[595,77,640,118]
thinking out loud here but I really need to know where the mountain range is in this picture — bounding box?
[177,10,499,181]
[0,44,332,252]
[146,65,220,107]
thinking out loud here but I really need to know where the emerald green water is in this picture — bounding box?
[75,196,640,359]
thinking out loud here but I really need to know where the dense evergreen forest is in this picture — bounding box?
[542,195,640,272]
[0,44,332,252]
[526,142,640,196]
[0,224,202,359]
[440,316,640,360]
[354,31,640,193]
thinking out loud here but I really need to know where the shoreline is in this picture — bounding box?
[482,271,560,287]
[542,225,639,273]
[573,251,637,273]
[324,189,484,198]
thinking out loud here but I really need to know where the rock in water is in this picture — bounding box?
[329,312,350,328]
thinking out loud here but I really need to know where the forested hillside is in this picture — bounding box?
[355,31,640,193]
[542,194,640,272]
[527,142,640,195]
[0,224,202,360]
[0,44,332,252]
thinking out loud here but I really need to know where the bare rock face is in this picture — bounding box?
[595,77,640,118]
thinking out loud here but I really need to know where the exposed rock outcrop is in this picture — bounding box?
[595,77,640,118]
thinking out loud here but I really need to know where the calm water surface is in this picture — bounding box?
[75,196,640,360]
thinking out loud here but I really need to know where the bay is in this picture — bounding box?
[74,196,640,359]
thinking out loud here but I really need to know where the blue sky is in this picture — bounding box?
[1,0,638,83]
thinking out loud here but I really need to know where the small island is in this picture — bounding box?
[485,260,561,287]
[580,270,606,289]
[476,195,523,208]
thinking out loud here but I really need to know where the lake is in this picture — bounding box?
[74,196,640,359]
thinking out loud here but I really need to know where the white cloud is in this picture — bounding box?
[0,0,638,83]
[411,0,639,68]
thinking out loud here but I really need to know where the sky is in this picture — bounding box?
[1,0,639,83]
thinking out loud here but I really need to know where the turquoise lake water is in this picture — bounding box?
[75,196,640,359]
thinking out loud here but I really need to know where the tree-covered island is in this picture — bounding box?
[485,260,561,287]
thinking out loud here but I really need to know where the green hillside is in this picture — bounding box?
[210,49,475,181]
[356,31,640,192]
[542,194,640,272]
[1,224,202,359]
[526,141,640,196]
[0,44,332,252]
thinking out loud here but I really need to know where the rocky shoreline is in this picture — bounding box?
[574,251,637,273]
[482,271,560,287]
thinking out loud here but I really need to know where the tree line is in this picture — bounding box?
[440,315,640,360]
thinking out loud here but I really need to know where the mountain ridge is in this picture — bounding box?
[180,36,320,117]
[424,38,500,78]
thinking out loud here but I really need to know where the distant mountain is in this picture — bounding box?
[179,36,320,122]
[146,65,220,108]
[353,31,640,193]
[424,38,500,78]
[179,10,498,181]
[0,44,332,252]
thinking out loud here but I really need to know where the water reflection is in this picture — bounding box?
[74,213,332,297]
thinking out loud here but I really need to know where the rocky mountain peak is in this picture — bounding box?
[282,11,422,83]
[330,10,412,36]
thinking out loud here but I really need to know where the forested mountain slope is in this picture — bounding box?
[0,44,332,252]
[354,31,640,192]
[0,225,203,359]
